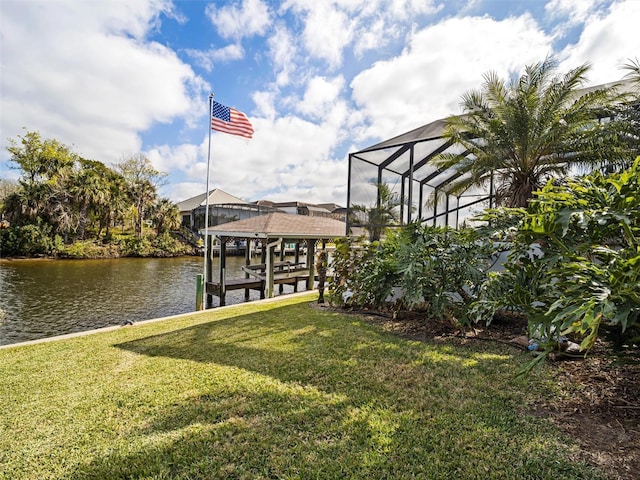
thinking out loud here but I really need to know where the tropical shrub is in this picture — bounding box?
[151,232,192,256]
[329,224,497,322]
[122,236,153,257]
[118,233,192,257]
[471,157,640,360]
[57,240,122,259]
[329,235,399,308]
[0,227,20,256]
[48,233,189,258]
[394,224,498,322]
[0,222,61,256]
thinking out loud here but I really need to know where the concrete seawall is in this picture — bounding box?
[0,290,318,350]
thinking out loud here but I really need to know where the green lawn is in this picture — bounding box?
[0,293,601,479]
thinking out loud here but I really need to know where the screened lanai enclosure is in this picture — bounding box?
[345,77,637,234]
[346,117,494,233]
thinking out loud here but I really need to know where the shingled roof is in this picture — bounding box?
[203,212,349,240]
[176,189,247,212]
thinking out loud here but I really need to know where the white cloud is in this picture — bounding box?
[389,0,443,19]
[154,99,351,204]
[212,112,345,202]
[557,0,640,84]
[545,0,604,25]
[274,0,445,84]
[544,0,610,40]
[147,142,203,178]
[168,182,211,204]
[351,14,553,141]
[301,4,354,69]
[281,1,354,68]
[353,17,395,57]
[280,0,442,68]
[184,44,245,72]
[267,23,298,87]
[0,0,206,165]
[252,90,278,120]
[459,0,482,14]
[205,0,271,40]
[297,76,346,119]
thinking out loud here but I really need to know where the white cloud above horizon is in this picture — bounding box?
[1,0,638,206]
[0,0,206,167]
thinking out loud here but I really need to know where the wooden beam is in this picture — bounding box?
[306,239,316,290]
[265,241,276,298]
[279,239,285,294]
[219,240,227,306]
[244,238,251,301]
[206,235,213,308]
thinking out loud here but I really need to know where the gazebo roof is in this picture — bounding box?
[176,189,247,212]
[202,212,350,240]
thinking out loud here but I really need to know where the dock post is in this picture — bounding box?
[266,240,277,298]
[306,239,316,290]
[316,250,327,304]
[244,238,251,301]
[279,239,285,294]
[293,242,301,292]
[260,240,267,299]
[206,235,214,308]
[196,274,204,311]
[294,242,300,264]
[219,240,227,307]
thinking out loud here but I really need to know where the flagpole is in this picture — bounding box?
[203,93,214,308]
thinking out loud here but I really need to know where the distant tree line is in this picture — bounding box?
[0,130,190,257]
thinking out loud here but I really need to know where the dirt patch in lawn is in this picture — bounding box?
[312,303,640,480]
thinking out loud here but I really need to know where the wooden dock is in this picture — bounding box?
[206,261,313,305]
[199,220,346,308]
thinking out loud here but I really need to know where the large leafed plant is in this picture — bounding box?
[472,158,640,362]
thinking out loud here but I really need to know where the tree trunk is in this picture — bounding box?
[78,202,88,240]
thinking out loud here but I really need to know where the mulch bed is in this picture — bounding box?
[313,303,640,480]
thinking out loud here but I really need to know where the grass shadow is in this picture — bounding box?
[71,302,601,479]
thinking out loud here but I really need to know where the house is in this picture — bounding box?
[253,200,346,221]
[178,190,347,233]
[176,189,277,231]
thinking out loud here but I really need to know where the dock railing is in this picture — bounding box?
[241,261,308,280]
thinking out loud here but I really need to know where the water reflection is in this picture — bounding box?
[0,256,299,345]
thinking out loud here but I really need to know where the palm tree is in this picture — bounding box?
[434,58,630,208]
[118,154,165,238]
[98,170,128,238]
[6,130,76,227]
[351,182,401,242]
[69,159,110,240]
[623,57,640,86]
[614,58,640,164]
[151,198,181,236]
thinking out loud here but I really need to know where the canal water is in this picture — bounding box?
[0,256,303,346]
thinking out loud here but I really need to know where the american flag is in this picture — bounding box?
[211,100,254,139]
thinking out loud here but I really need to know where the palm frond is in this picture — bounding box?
[622,57,640,81]
[431,58,629,208]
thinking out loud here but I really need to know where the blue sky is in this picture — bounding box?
[1,0,639,205]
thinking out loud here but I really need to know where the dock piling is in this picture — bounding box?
[196,274,204,311]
